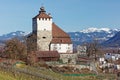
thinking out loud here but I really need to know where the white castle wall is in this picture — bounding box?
[50,44,73,53]
[32,18,52,51]
[37,18,52,31]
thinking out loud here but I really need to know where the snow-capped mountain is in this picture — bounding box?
[68,28,120,46]
[0,31,27,41]
[80,27,119,33]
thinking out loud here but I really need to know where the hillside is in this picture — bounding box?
[68,28,120,47]
[0,31,27,41]
[102,31,120,47]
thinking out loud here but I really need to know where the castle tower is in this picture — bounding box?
[32,7,52,51]
[27,6,73,53]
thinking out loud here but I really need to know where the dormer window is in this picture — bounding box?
[61,40,62,42]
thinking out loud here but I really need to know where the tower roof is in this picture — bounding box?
[33,6,52,19]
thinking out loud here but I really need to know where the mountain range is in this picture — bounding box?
[0,31,28,45]
[68,28,120,46]
[0,31,27,41]
[0,28,120,47]
[102,31,120,47]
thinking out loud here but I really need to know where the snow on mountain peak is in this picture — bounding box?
[99,28,110,32]
[80,27,111,33]
[12,33,17,36]
[113,28,120,31]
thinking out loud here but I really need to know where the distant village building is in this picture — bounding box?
[77,45,87,56]
[105,53,120,61]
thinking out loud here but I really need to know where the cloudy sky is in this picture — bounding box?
[0,0,120,34]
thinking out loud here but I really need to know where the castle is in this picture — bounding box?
[27,7,73,54]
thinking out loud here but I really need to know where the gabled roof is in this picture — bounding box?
[51,23,72,44]
[33,7,52,19]
[52,23,70,38]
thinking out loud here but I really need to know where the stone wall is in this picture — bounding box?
[60,53,77,64]
[37,31,52,51]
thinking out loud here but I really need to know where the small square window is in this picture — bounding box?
[59,47,61,49]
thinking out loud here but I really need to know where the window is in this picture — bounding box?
[61,40,62,42]
[68,47,70,49]
[44,29,46,31]
[42,37,46,39]
[53,46,57,51]
[68,44,70,46]
[59,47,61,50]
[53,44,57,46]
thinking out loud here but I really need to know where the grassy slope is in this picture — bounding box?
[0,71,16,80]
[0,65,116,80]
[0,68,45,80]
[0,66,98,80]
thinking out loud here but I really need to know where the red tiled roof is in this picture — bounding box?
[33,12,52,19]
[52,23,70,38]
[52,23,72,44]
[36,51,60,58]
[51,38,72,44]
[77,57,92,62]
[33,7,52,19]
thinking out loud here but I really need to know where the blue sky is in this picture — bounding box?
[0,0,120,35]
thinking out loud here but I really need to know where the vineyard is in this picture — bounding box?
[0,63,117,80]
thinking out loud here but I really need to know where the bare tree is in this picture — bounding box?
[85,40,100,60]
[4,38,27,61]
[26,33,37,53]
[117,48,120,54]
